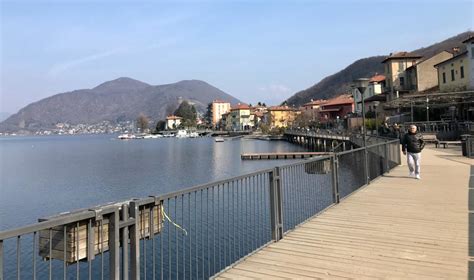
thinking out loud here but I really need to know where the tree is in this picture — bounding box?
[137,113,149,132]
[257,102,262,106]
[204,102,213,126]
[155,120,166,131]
[174,101,197,127]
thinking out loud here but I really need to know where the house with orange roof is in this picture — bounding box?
[230,103,252,131]
[319,95,354,122]
[165,115,183,130]
[264,106,299,128]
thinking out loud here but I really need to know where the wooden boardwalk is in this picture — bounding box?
[217,147,473,279]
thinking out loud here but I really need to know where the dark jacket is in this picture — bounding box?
[401,132,425,153]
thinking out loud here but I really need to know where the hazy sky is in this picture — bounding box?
[1,0,473,113]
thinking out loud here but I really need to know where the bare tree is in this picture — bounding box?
[137,113,149,132]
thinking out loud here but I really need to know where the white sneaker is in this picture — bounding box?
[409,172,415,177]
[415,174,421,180]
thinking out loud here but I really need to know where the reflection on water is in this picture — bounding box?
[0,135,307,230]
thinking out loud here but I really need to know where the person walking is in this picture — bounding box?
[401,125,425,179]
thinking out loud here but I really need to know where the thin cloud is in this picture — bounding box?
[47,47,127,77]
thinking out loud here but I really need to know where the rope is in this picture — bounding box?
[160,204,188,236]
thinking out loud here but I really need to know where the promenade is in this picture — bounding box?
[217,147,473,279]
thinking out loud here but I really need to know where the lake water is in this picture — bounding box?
[0,135,307,230]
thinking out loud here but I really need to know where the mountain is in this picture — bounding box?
[285,31,474,106]
[0,78,241,132]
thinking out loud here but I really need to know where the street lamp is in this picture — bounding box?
[426,97,430,122]
[354,78,370,185]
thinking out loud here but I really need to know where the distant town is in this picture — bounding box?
[1,35,473,138]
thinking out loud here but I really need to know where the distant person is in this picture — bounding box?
[392,123,401,141]
[401,125,425,179]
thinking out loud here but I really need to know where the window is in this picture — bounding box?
[451,69,455,81]
[398,61,404,71]
[472,47,474,59]
[399,77,405,86]
[442,72,446,83]
[461,66,465,79]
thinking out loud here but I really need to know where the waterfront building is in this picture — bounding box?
[165,115,183,130]
[405,51,454,92]
[230,103,252,131]
[301,99,327,121]
[265,106,298,128]
[435,37,473,92]
[382,52,422,100]
[319,94,354,122]
[211,100,231,128]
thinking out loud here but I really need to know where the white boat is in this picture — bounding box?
[189,132,199,138]
[118,134,136,140]
[215,137,224,142]
[176,130,188,138]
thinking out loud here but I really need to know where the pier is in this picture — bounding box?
[217,147,472,279]
[241,152,331,160]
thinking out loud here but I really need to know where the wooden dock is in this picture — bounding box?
[218,147,472,279]
[241,152,331,160]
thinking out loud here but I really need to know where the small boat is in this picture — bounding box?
[176,130,188,138]
[189,132,199,138]
[215,137,224,142]
[118,134,136,140]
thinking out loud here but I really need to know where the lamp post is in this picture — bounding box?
[426,97,430,122]
[354,78,370,185]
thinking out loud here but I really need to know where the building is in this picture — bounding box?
[352,74,385,114]
[211,100,231,128]
[434,37,473,92]
[466,36,474,89]
[165,115,183,130]
[301,99,327,121]
[230,103,252,131]
[382,52,422,99]
[405,51,453,92]
[265,106,299,128]
[319,94,354,122]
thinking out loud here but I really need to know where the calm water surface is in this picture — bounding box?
[0,135,307,230]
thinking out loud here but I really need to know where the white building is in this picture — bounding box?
[165,115,183,130]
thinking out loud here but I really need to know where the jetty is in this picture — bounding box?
[241,152,332,160]
[217,147,472,279]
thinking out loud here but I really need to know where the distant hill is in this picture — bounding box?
[285,31,474,106]
[0,77,241,132]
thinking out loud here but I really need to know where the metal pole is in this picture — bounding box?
[361,92,369,185]
[129,201,140,280]
[331,155,340,203]
[269,167,283,241]
[411,101,414,123]
[121,204,129,280]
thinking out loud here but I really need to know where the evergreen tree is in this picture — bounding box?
[174,101,197,127]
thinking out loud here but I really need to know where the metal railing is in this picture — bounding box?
[0,139,401,280]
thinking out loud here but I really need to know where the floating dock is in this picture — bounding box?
[241,152,331,160]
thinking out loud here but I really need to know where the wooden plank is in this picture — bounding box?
[218,148,471,279]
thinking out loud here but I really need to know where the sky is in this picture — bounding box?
[1,0,473,113]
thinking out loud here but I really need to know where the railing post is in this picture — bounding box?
[364,146,370,185]
[109,208,120,279]
[331,155,340,203]
[129,201,140,280]
[384,143,390,174]
[121,204,129,280]
[0,240,3,280]
[269,167,283,241]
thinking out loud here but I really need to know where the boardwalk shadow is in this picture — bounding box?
[382,175,411,179]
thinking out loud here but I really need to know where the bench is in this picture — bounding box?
[435,140,461,149]
[423,134,439,145]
